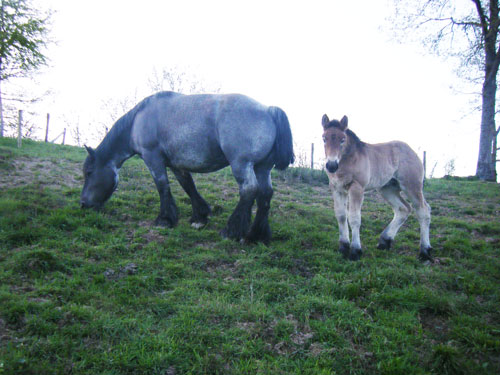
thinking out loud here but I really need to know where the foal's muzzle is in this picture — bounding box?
[326,160,339,173]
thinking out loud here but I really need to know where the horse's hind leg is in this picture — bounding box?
[377,180,411,250]
[221,161,258,241]
[171,168,211,228]
[246,165,273,244]
[143,153,178,228]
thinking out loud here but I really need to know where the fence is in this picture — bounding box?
[16,110,66,148]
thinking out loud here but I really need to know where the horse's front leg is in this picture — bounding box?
[171,168,211,228]
[347,183,364,261]
[332,188,350,258]
[143,154,178,227]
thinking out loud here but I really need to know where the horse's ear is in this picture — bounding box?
[339,116,348,131]
[84,145,96,159]
[322,114,330,129]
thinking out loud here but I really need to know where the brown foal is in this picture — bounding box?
[322,114,432,261]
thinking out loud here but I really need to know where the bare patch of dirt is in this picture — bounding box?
[0,157,82,190]
[419,310,450,340]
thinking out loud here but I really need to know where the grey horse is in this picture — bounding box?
[81,91,294,243]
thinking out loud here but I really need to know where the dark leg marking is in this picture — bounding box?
[246,167,273,244]
[377,235,393,250]
[339,241,351,259]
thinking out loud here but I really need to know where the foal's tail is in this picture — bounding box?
[268,106,295,170]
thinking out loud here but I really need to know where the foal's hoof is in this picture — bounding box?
[419,246,433,262]
[349,247,363,261]
[377,236,393,250]
[339,242,350,258]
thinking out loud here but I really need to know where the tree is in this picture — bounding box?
[388,0,500,181]
[0,0,50,137]
[147,66,221,95]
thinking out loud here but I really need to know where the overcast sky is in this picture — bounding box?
[33,0,478,177]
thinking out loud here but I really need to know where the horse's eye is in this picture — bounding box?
[340,138,346,145]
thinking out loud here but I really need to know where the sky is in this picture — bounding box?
[27,0,480,177]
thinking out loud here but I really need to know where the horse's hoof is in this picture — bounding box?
[419,246,433,262]
[377,236,393,250]
[154,217,175,228]
[339,242,350,258]
[191,222,206,229]
[219,228,242,242]
[349,247,362,261]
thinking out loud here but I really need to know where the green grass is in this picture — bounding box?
[1,137,500,374]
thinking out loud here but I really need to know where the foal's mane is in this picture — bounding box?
[325,120,365,150]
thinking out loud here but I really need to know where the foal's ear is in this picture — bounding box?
[339,116,348,131]
[84,145,96,159]
[322,114,330,129]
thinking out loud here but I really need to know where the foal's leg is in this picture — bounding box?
[410,191,432,261]
[332,188,350,258]
[171,168,211,228]
[347,183,364,261]
[377,182,412,250]
[246,165,273,244]
[401,183,432,261]
[221,160,258,241]
[143,153,178,227]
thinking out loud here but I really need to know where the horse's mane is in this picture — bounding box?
[96,92,177,161]
[325,120,365,150]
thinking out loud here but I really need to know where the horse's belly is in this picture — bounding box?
[166,146,229,173]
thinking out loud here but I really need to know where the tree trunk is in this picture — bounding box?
[476,56,498,181]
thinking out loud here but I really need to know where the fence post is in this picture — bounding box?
[17,110,23,148]
[423,151,427,181]
[45,113,50,142]
[311,143,314,169]
[62,128,66,145]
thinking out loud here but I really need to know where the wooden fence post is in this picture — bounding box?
[62,128,66,145]
[17,110,23,148]
[311,143,314,169]
[423,151,427,181]
[45,113,50,142]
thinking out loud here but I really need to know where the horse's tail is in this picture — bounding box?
[268,106,295,170]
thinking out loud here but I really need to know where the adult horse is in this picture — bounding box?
[81,91,294,243]
[321,114,432,261]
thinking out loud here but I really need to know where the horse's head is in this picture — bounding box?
[321,114,349,173]
[80,146,118,209]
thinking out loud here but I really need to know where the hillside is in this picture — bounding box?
[1,137,500,375]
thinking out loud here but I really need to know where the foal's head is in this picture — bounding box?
[321,114,349,173]
[80,146,118,209]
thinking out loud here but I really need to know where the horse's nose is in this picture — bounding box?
[80,199,90,209]
[326,160,339,173]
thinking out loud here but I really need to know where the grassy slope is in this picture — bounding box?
[0,137,499,375]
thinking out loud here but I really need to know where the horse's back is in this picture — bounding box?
[365,141,423,189]
[130,92,277,172]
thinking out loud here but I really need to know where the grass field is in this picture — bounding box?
[1,137,499,374]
